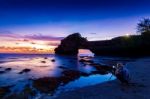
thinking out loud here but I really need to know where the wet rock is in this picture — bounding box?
[0,86,11,98]
[90,63,112,74]
[79,56,92,59]
[19,69,31,74]
[58,66,68,70]
[38,66,48,67]
[5,85,36,99]
[60,70,81,84]
[0,71,5,74]
[90,71,101,75]
[80,72,90,77]
[79,59,85,62]
[101,65,113,71]
[90,63,112,70]
[33,69,89,93]
[23,85,36,96]
[51,59,55,62]
[62,70,81,78]
[41,61,46,63]
[79,59,94,63]
[90,63,99,66]
[5,68,12,71]
[60,70,89,84]
[0,68,12,74]
[44,57,48,59]
[33,77,60,93]
[5,93,28,99]
[79,56,85,58]
[79,59,94,65]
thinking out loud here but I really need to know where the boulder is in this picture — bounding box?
[33,77,60,93]
[19,69,31,74]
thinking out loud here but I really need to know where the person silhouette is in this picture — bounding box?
[114,63,130,85]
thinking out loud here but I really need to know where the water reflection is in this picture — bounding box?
[0,54,122,97]
[55,55,79,70]
[59,74,115,91]
[0,54,117,85]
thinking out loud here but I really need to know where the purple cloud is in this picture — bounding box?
[24,34,64,41]
[0,31,19,38]
[0,31,64,42]
[46,42,60,46]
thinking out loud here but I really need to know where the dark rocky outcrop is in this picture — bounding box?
[0,86,11,98]
[55,33,88,55]
[5,68,12,71]
[0,68,12,74]
[32,70,89,94]
[0,71,5,74]
[33,77,60,93]
[19,69,31,74]
[89,34,150,56]
[51,59,55,62]
[90,63,112,75]
[5,85,36,99]
[58,66,68,70]
[41,61,46,63]
[55,32,150,57]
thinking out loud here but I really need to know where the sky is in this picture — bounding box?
[0,0,150,54]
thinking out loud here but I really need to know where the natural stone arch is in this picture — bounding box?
[55,32,150,57]
[55,33,89,55]
[78,49,94,56]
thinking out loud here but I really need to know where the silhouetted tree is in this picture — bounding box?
[137,18,150,35]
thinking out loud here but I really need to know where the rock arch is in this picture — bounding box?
[55,33,89,55]
[55,33,150,56]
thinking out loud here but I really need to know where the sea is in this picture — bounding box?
[0,53,133,98]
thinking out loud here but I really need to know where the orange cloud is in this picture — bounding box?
[0,46,54,54]
[0,32,62,54]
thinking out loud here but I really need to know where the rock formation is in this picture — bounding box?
[55,32,150,56]
[55,33,88,55]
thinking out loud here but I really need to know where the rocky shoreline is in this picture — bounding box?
[52,58,150,99]
[0,56,115,99]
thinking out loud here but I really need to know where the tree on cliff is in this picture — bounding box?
[137,18,150,35]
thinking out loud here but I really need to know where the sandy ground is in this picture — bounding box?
[51,58,150,99]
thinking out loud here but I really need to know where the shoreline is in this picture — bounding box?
[51,58,150,99]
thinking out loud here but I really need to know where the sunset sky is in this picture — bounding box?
[0,0,150,54]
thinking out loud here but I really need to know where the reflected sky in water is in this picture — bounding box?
[0,53,127,95]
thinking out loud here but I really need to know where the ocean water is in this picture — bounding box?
[0,53,132,98]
